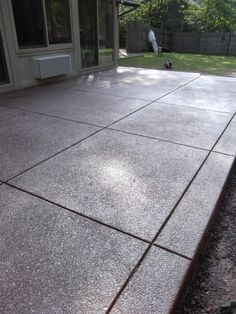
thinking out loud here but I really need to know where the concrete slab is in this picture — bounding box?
[0,85,79,110]
[70,66,143,91]
[69,68,196,93]
[98,71,199,101]
[127,68,199,78]
[111,246,190,314]
[214,116,236,156]
[11,129,207,240]
[112,102,232,150]
[0,112,99,180]
[0,68,141,105]
[161,75,236,113]
[5,90,147,127]
[0,184,147,314]
[1,68,235,313]
[156,152,235,259]
[0,106,25,122]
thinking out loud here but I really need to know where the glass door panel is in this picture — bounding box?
[0,31,9,85]
[98,0,113,64]
[78,0,98,68]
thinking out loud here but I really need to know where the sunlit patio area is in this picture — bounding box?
[0,67,235,313]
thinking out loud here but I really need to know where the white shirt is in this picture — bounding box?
[148,30,156,42]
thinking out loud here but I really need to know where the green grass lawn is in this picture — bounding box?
[118,52,236,77]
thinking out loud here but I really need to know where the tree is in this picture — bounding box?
[119,0,189,47]
[119,0,166,28]
[119,0,189,30]
[183,0,236,32]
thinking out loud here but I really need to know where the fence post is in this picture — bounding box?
[197,33,201,54]
[226,32,232,56]
[163,30,166,49]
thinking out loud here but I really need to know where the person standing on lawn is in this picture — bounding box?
[148,29,159,53]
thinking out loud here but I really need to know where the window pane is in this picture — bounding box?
[12,0,46,48]
[45,0,72,44]
[98,0,113,64]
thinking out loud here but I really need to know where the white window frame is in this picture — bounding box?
[8,0,74,55]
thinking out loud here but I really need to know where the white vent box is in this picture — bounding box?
[32,54,72,79]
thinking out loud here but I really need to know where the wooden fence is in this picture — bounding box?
[172,32,236,55]
[126,21,236,56]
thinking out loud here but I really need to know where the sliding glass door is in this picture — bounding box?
[78,0,98,68]
[0,30,9,85]
[78,0,114,69]
[98,0,113,65]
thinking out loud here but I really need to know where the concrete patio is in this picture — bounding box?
[0,67,235,314]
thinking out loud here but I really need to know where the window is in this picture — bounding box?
[12,0,46,48]
[11,0,71,49]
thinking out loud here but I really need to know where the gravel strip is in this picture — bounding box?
[180,164,236,314]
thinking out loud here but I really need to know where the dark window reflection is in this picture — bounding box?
[12,0,46,48]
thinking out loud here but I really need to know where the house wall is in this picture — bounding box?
[0,0,118,93]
